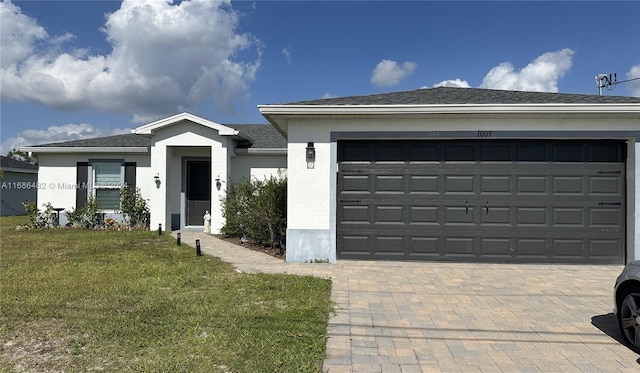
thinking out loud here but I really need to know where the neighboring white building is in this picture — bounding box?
[0,156,38,216]
[22,112,286,232]
[259,87,640,264]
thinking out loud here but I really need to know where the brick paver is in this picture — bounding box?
[178,231,640,372]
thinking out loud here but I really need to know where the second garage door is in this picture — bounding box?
[337,139,625,264]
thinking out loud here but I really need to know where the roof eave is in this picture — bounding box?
[234,148,287,155]
[20,147,149,154]
[258,103,640,116]
[0,167,38,173]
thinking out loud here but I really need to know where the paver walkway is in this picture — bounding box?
[177,231,640,372]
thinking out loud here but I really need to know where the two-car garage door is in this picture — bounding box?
[337,139,625,264]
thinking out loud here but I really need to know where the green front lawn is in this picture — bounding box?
[0,216,333,372]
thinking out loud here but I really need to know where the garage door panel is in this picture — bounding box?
[444,206,475,225]
[408,175,439,194]
[444,237,475,256]
[374,236,404,255]
[552,239,583,257]
[589,240,624,262]
[516,238,547,257]
[552,207,584,227]
[375,175,404,193]
[480,206,510,226]
[339,235,370,256]
[445,144,475,161]
[589,207,623,228]
[517,176,547,194]
[480,238,513,257]
[481,176,511,194]
[481,144,512,161]
[337,139,625,263]
[341,175,369,192]
[408,237,440,256]
[516,207,548,226]
[445,176,475,194]
[590,176,622,195]
[340,205,369,224]
[409,206,439,225]
[553,176,584,195]
[375,206,404,224]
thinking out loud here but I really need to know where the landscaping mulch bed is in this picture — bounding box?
[214,235,285,260]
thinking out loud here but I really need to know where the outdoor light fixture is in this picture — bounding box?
[306,142,316,169]
[215,175,222,190]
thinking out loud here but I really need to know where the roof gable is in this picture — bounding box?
[133,112,239,136]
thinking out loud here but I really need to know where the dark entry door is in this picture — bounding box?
[186,160,211,226]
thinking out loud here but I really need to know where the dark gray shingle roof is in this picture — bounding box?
[232,124,287,148]
[36,133,151,148]
[283,87,640,105]
[0,155,38,170]
[28,125,286,149]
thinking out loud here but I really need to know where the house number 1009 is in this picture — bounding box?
[477,130,493,137]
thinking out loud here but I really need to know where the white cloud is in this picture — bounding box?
[479,48,574,92]
[626,65,640,97]
[282,48,292,65]
[0,0,48,67]
[0,0,261,120]
[0,124,132,155]
[371,59,417,87]
[433,79,471,88]
[322,93,336,99]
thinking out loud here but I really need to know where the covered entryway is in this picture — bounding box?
[337,139,626,263]
[185,160,211,226]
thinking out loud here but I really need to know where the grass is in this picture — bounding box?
[0,216,334,372]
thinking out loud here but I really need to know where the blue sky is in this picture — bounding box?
[1,0,639,154]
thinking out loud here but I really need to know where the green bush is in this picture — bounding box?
[119,186,150,228]
[65,196,103,228]
[221,174,286,246]
[22,200,55,228]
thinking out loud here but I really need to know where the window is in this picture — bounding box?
[92,161,123,210]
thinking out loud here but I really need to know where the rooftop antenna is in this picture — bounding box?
[595,73,617,95]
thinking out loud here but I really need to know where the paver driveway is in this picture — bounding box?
[179,232,640,372]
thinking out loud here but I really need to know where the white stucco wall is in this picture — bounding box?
[229,153,287,182]
[148,121,231,234]
[284,115,640,263]
[34,152,151,219]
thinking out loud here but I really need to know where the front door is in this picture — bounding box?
[186,160,211,226]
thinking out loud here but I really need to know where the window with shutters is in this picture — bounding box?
[92,161,124,210]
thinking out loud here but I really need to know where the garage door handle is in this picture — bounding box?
[598,201,622,206]
[466,201,469,214]
[486,201,489,214]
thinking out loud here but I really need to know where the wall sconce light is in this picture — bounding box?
[215,175,222,190]
[154,173,161,187]
[306,142,316,169]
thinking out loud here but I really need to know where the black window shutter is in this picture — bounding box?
[124,162,136,189]
[76,162,89,209]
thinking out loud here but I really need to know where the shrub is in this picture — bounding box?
[221,174,286,246]
[22,200,55,228]
[119,186,150,228]
[65,196,103,228]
